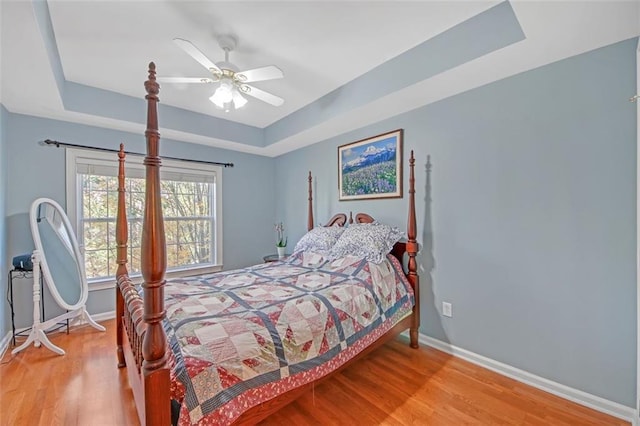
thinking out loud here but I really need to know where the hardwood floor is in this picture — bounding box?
[0,319,628,426]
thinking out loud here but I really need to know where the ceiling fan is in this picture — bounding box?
[159,35,284,112]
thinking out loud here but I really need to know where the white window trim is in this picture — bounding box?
[65,148,223,290]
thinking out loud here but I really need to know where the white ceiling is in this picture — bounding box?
[1,1,639,157]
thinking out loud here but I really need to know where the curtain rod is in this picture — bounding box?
[42,139,234,168]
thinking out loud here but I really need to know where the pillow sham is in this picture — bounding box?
[293,225,345,255]
[329,222,404,264]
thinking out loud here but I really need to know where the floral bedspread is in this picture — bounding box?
[163,251,415,425]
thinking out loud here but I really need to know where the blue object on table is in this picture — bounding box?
[12,253,33,271]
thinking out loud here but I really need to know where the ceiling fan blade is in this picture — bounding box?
[235,65,284,83]
[241,85,284,107]
[173,38,221,74]
[157,77,216,84]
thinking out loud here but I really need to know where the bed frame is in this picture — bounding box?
[115,62,420,426]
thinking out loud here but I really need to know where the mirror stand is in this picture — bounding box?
[12,197,107,356]
[12,251,105,356]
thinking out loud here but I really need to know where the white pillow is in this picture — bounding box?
[293,226,345,255]
[329,222,404,263]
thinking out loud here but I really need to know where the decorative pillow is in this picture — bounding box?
[293,225,345,255]
[329,222,404,264]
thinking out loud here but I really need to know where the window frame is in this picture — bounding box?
[66,148,223,291]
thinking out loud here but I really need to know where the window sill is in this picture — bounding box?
[88,264,224,292]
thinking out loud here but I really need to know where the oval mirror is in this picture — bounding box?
[30,198,87,310]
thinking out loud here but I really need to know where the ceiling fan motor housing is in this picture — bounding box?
[217,34,237,52]
[216,61,238,73]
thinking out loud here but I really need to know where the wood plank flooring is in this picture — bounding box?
[0,320,629,425]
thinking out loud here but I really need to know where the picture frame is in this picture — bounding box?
[338,129,403,201]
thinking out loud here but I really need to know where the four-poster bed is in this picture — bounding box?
[115,63,420,425]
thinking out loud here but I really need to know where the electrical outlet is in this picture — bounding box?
[442,301,453,318]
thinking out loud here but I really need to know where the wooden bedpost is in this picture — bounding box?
[308,171,313,231]
[141,62,171,425]
[407,150,420,349]
[116,143,127,367]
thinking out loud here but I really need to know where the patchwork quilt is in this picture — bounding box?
[162,251,415,425]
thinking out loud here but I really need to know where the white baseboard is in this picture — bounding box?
[419,334,636,423]
[69,310,115,327]
[84,310,115,323]
[0,331,12,360]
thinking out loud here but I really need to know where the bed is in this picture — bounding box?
[115,62,420,426]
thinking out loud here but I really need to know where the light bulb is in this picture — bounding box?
[233,91,248,109]
[209,78,235,109]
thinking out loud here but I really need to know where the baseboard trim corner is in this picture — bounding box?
[419,334,636,423]
[0,331,11,359]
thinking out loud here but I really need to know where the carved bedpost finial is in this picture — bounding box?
[144,62,160,156]
[145,62,159,99]
[118,143,125,159]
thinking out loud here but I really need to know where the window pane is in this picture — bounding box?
[167,244,179,269]
[108,246,117,277]
[85,249,109,279]
[129,246,142,275]
[165,219,178,244]
[128,178,145,218]
[84,221,109,250]
[195,184,209,215]
[161,180,175,195]
[78,168,216,280]
[107,185,118,218]
[178,220,194,244]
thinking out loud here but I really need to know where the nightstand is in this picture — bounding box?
[7,267,70,346]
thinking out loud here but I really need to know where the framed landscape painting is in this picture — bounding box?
[338,129,403,201]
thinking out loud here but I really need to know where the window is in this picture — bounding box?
[66,149,223,288]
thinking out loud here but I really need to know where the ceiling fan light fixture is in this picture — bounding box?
[210,78,248,112]
[209,92,227,109]
[169,36,284,110]
[232,91,248,109]
[212,78,233,100]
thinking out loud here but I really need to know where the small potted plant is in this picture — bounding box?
[275,222,287,258]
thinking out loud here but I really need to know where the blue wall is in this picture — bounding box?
[275,39,637,407]
[0,105,8,344]
[4,113,276,328]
